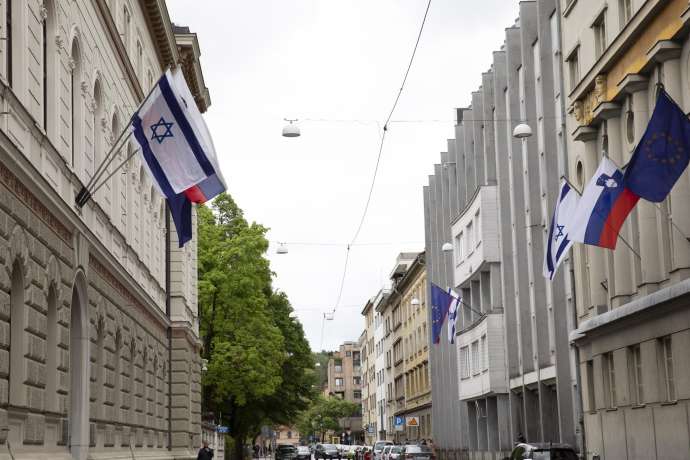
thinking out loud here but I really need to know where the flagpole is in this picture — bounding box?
[85,148,140,198]
[75,66,173,208]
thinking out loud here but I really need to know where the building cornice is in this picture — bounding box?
[139,0,179,70]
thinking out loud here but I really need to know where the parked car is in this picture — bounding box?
[507,443,577,460]
[315,443,341,459]
[374,442,393,460]
[296,446,312,460]
[389,446,404,460]
[401,445,434,460]
[276,445,298,460]
[382,445,394,460]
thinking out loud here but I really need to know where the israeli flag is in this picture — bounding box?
[447,289,460,344]
[543,179,579,280]
[131,68,220,199]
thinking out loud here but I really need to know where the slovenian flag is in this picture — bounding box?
[568,157,638,249]
[543,180,579,280]
[132,68,226,246]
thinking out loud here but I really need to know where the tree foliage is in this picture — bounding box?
[198,193,316,459]
[296,396,361,442]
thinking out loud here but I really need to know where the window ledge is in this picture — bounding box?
[661,400,678,406]
[631,404,645,410]
[563,0,578,17]
[605,407,618,412]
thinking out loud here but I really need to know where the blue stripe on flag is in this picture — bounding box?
[158,76,216,178]
[132,114,176,199]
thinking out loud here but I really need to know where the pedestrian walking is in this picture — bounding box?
[197,440,214,460]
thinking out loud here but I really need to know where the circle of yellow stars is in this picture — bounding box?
[644,131,685,164]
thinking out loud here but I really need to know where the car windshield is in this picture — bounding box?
[278,446,297,452]
[298,447,310,453]
[323,444,337,450]
[532,450,578,460]
[404,446,431,454]
[391,447,403,453]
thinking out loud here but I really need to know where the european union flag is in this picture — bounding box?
[431,283,454,344]
[623,89,690,202]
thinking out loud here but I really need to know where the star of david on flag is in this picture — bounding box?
[447,289,460,344]
[132,68,226,246]
[543,179,579,280]
[150,117,174,144]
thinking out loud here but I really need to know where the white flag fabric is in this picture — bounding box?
[543,180,579,280]
[447,289,460,344]
[131,68,219,198]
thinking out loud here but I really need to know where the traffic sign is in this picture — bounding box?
[217,425,229,433]
[394,416,405,431]
[406,416,419,427]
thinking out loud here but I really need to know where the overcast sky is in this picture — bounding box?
[166,0,519,351]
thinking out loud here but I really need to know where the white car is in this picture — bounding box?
[374,441,393,460]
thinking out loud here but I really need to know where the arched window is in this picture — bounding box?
[111,112,121,226]
[9,259,25,406]
[71,39,83,170]
[42,0,57,133]
[128,341,136,427]
[136,40,143,82]
[92,79,103,181]
[122,5,131,51]
[45,285,58,412]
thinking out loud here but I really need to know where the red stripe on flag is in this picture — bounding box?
[184,185,206,204]
[599,188,639,249]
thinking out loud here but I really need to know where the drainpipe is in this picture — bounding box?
[166,204,172,451]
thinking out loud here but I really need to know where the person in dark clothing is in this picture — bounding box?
[198,440,214,460]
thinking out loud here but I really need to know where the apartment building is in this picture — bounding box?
[397,253,432,442]
[562,0,690,458]
[326,342,363,441]
[0,1,204,459]
[373,289,391,440]
[423,1,578,458]
[362,299,378,444]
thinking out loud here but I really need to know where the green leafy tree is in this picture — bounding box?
[198,193,316,459]
[296,396,360,442]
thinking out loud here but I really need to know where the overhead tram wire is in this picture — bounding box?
[329,0,433,320]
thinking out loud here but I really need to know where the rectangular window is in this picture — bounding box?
[481,335,488,371]
[455,233,463,265]
[619,0,632,28]
[335,359,343,373]
[354,390,362,400]
[585,360,595,411]
[335,378,344,387]
[593,11,607,59]
[471,341,480,375]
[460,346,470,379]
[602,352,616,408]
[346,351,351,357]
[474,210,481,245]
[466,222,474,253]
[567,46,580,90]
[628,345,643,405]
[661,336,675,401]
[353,376,361,385]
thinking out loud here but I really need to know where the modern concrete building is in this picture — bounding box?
[361,299,378,445]
[0,1,205,459]
[326,341,363,441]
[424,1,579,458]
[561,0,690,458]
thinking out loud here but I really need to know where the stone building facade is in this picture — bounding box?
[0,1,204,459]
[562,0,690,458]
[395,253,432,443]
[361,298,377,445]
[423,1,578,458]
